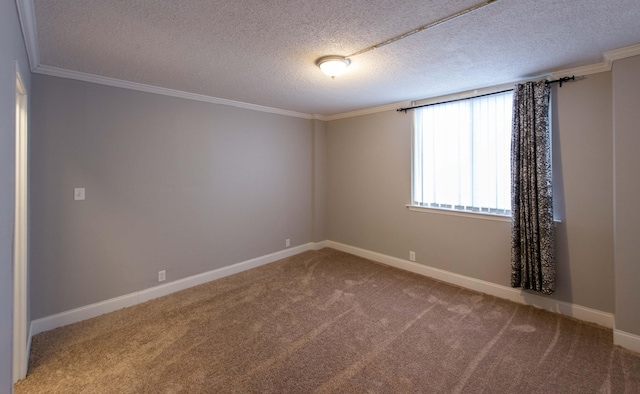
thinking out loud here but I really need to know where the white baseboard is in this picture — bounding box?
[326,241,614,329]
[30,242,320,336]
[614,329,640,354]
[313,240,330,250]
[137,242,315,303]
[29,240,627,352]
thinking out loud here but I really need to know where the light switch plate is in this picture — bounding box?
[74,188,85,201]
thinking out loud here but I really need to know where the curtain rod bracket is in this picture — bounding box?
[546,75,576,87]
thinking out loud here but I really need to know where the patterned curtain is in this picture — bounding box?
[510,81,555,295]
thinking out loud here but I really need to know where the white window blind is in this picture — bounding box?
[412,90,513,215]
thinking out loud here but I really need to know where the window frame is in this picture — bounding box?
[408,83,516,221]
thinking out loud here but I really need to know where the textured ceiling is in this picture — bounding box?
[31,0,640,116]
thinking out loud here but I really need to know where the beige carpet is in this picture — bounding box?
[15,249,640,393]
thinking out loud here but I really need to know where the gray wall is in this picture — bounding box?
[1,0,32,390]
[613,55,640,336]
[326,72,615,313]
[30,75,314,319]
[552,72,614,312]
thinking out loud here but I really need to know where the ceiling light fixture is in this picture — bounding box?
[316,55,351,78]
[315,0,499,78]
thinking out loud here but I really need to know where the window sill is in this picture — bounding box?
[407,204,511,222]
[407,205,563,225]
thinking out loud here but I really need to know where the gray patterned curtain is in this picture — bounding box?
[510,81,555,295]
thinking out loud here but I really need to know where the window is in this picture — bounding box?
[412,90,513,216]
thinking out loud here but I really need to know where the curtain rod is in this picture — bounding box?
[397,75,577,113]
[396,89,513,113]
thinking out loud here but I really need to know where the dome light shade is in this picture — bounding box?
[316,56,351,78]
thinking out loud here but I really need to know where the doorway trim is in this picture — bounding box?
[13,62,28,383]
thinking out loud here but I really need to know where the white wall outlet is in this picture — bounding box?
[158,270,166,282]
[285,238,290,248]
[74,188,85,201]
[409,251,416,261]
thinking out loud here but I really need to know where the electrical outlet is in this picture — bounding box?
[74,188,85,201]
[285,238,290,248]
[158,270,166,282]
[409,251,416,261]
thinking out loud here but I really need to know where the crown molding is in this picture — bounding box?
[14,3,640,121]
[34,65,314,119]
[548,62,612,79]
[323,101,411,121]
[310,114,329,121]
[16,0,39,71]
[17,1,314,119]
[604,43,640,62]
[329,43,640,119]
[550,43,640,79]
